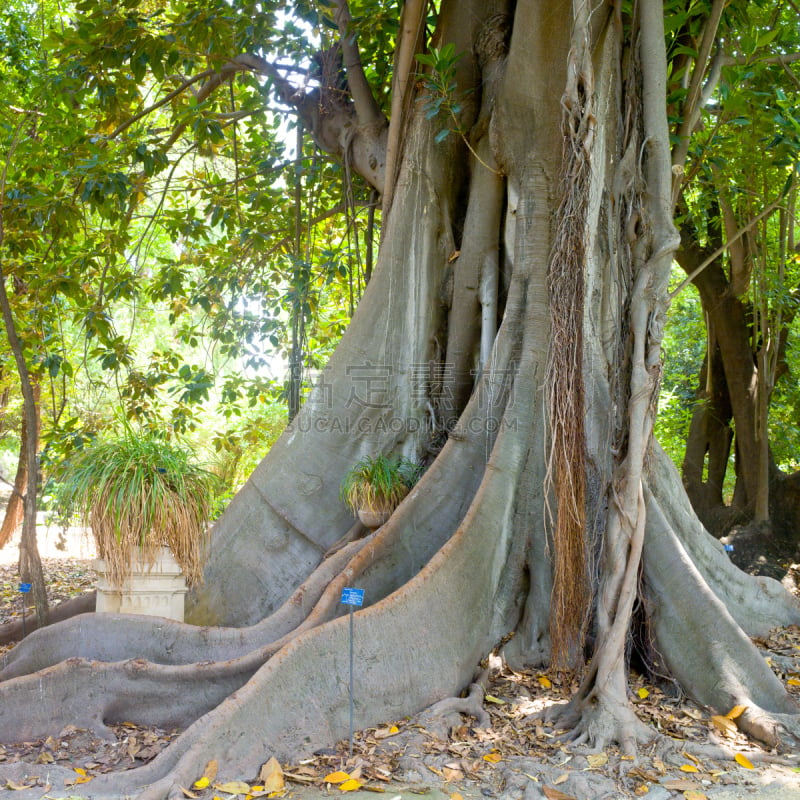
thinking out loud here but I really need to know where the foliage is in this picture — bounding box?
[50,428,217,588]
[339,454,422,514]
[657,275,705,465]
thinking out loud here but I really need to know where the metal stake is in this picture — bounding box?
[349,604,354,757]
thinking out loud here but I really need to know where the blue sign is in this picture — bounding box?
[340,587,364,607]
[18,583,32,593]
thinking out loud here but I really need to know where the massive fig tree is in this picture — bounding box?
[2,0,800,797]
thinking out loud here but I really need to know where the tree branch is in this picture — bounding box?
[670,199,783,299]
[331,0,384,127]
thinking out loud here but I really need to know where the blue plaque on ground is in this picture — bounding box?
[18,583,32,593]
[340,587,364,606]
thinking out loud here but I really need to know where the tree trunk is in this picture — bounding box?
[1,2,799,797]
[0,382,39,550]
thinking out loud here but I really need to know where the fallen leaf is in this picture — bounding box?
[215,780,252,793]
[193,777,211,789]
[663,779,700,791]
[680,764,699,773]
[788,678,800,687]
[483,751,502,763]
[637,688,650,699]
[179,788,199,799]
[259,757,284,793]
[442,766,463,782]
[587,753,608,768]
[324,771,351,784]
[374,725,400,738]
[339,778,362,791]
[6,781,36,791]
[543,786,576,800]
[538,676,552,689]
[710,715,737,735]
[683,792,708,800]
[734,753,754,769]
[484,694,506,704]
[634,785,649,796]
[73,767,87,776]
[554,773,569,784]
[203,759,219,782]
[725,705,747,720]
[450,794,465,800]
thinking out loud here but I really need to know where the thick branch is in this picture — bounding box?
[331,0,385,127]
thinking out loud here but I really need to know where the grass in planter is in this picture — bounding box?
[52,431,218,589]
[340,454,423,514]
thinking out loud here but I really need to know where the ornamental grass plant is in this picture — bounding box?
[339,454,422,515]
[52,430,217,588]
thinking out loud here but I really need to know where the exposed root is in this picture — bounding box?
[1,537,368,679]
[545,691,656,757]
[738,705,800,752]
[0,591,95,646]
[420,667,491,736]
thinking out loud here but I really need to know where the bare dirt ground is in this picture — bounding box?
[1,514,800,799]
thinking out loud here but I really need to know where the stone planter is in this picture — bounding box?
[357,508,392,529]
[94,547,188,621]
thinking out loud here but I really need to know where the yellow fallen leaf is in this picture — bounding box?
[725,704,747,720]
[73,768,87,776]
[483,751,502,763]
[734,753,754,769]
[484,694,507,704]
[451,794,465,800]
[710,714,737,735]
[215,780,252,793]
[259,757,284,793]
[637,688,649,699]
[339,778,362,791]
[538,675,552,689]
[634,785,649,796]
[683,792,708,800]
[5,782,36,791]
[193,776,211,789]
[788,678,800,687]
[680,764,699,773]
[324,771,351,784]
[75,776,93,784]
[587,753,608,768]
[203,759,219,782]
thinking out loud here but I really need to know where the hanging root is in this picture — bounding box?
[543,0,595,671]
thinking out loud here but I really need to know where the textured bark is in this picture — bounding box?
[1,3,799,798]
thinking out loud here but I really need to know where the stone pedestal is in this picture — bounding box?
[95,547,188,621]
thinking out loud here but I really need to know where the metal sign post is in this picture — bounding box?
[18,583,31,638]
[340,587,364,757]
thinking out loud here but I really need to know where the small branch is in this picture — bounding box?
[720,52,800,67]
[109,69,216,139]
[670,199,783,299]
[671,0,725,203]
